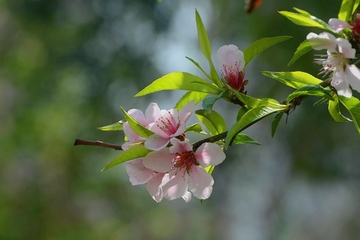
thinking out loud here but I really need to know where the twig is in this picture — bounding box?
[74,139,123,150]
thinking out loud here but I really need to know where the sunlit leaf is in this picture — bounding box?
[339,96,360,134]
[271,112,284,137]
[205,165,215,174]
[286,85,333,103]
[288,40,313,66]
[338,0,360,21]
[243,36,292,67]
[225,106,284,148]
[135,72,221,97]
[328,94,352,122]
[195,10,223,87]
[186,123,206,134]
[186,56,212,80]
[120,107,154,138]
[175,91,209,110]
[279,8,336,33]
[232,134,260,145]
[98,121,123,131]
[262,71,322,89]
[195,109,226,135]
[102,145,151,171]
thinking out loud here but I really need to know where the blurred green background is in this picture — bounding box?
[1,0,360,239]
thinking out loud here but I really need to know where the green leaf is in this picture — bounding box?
[328,94,352,122]
[262,71,322,89]
[195,10,223,87]
[186,123,206,134]
[186,56,212,80]
[120,107,154,138]
[232,134,260,145]
[279,9,336,33]
[98,121,123,131]
[227,85,286,109]
[225,106,284,148]
[288,40,313,66]
[102,145,151,171]
[135,72,221,97]
[286,85,333,103]
[339,96,360,134]
[175,91,208,110]
[243,36,292,67]
[195,109,226,135]
[338,0,360,21]
[205,165,215,174]
[237,106,249,121]
[202,91,226,113]
[271,112,284,137]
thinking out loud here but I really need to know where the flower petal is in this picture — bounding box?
[178,101,195,125]
[143,148,174,172]
[162,169,189,201]
[306,32,337,51]
[125,159,154,185]
[188,166,214,200]
[169,138,192,154]
[146,173,165,203]
[336,38,356,59]
[346,64,360,93]
[331,69,352,98]
[182,191,192,203]
[145,134,170,151]
[145,103,161,123]
[216,44,245,73]
[194,142,226,168]
[329,18,351,32]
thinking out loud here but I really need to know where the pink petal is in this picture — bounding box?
[194,142,226,168]
[125,159,154,185]
[216,45,245,73]
[146,173,165,203]
[331,69,352,98]
[145,103,161,123]
[188,166,214,200]
[182,191,192,203]
[336,38,356,59]
[143,148,174,172]
[169,138,192,154]
[329,18,351,32]
[306,32,337,51]
[145,134,170,151]
[178,101,195,125]
[346,64,360,93]
[162,169,189,201]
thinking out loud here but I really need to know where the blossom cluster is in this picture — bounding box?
[307,18,360,98]
[122,102,226,202]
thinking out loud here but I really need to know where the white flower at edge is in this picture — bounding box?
[307,32,360,97]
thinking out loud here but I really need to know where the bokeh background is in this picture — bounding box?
[1,0,360,239]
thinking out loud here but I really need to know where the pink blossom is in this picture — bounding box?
[328,18,351,33]
[216,44,246,91]
[143,138,226,202]
[144,102,194,151]
[125,159,165,202]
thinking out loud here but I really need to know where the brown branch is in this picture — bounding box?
[74,139,123,150]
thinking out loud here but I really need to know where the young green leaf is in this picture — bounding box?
[339,96,360,134]
[195,109,226,136]
[237,106,249,121]
[286,85,333,103]
[328,95,352,122]
[120,107,154,138]
[279,9,336,33]
[338,0,360,22]
[175,91,209,110]
[195,10,223,87]
[225,106,285,148]
[271,112,284,137]
[102,145,151,171]
[205,165,215,174]
[186,123,206,134]
[288,40,313,66]
[186,56,212,80]
[232,134,260,145]
[135,72,221,97]
[243,36,292,67]
[227,85,286,109]
[98,121,123,131]
[262,71,322,89]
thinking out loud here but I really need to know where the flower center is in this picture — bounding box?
[174,151,197,172]
[156,111,179,135]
